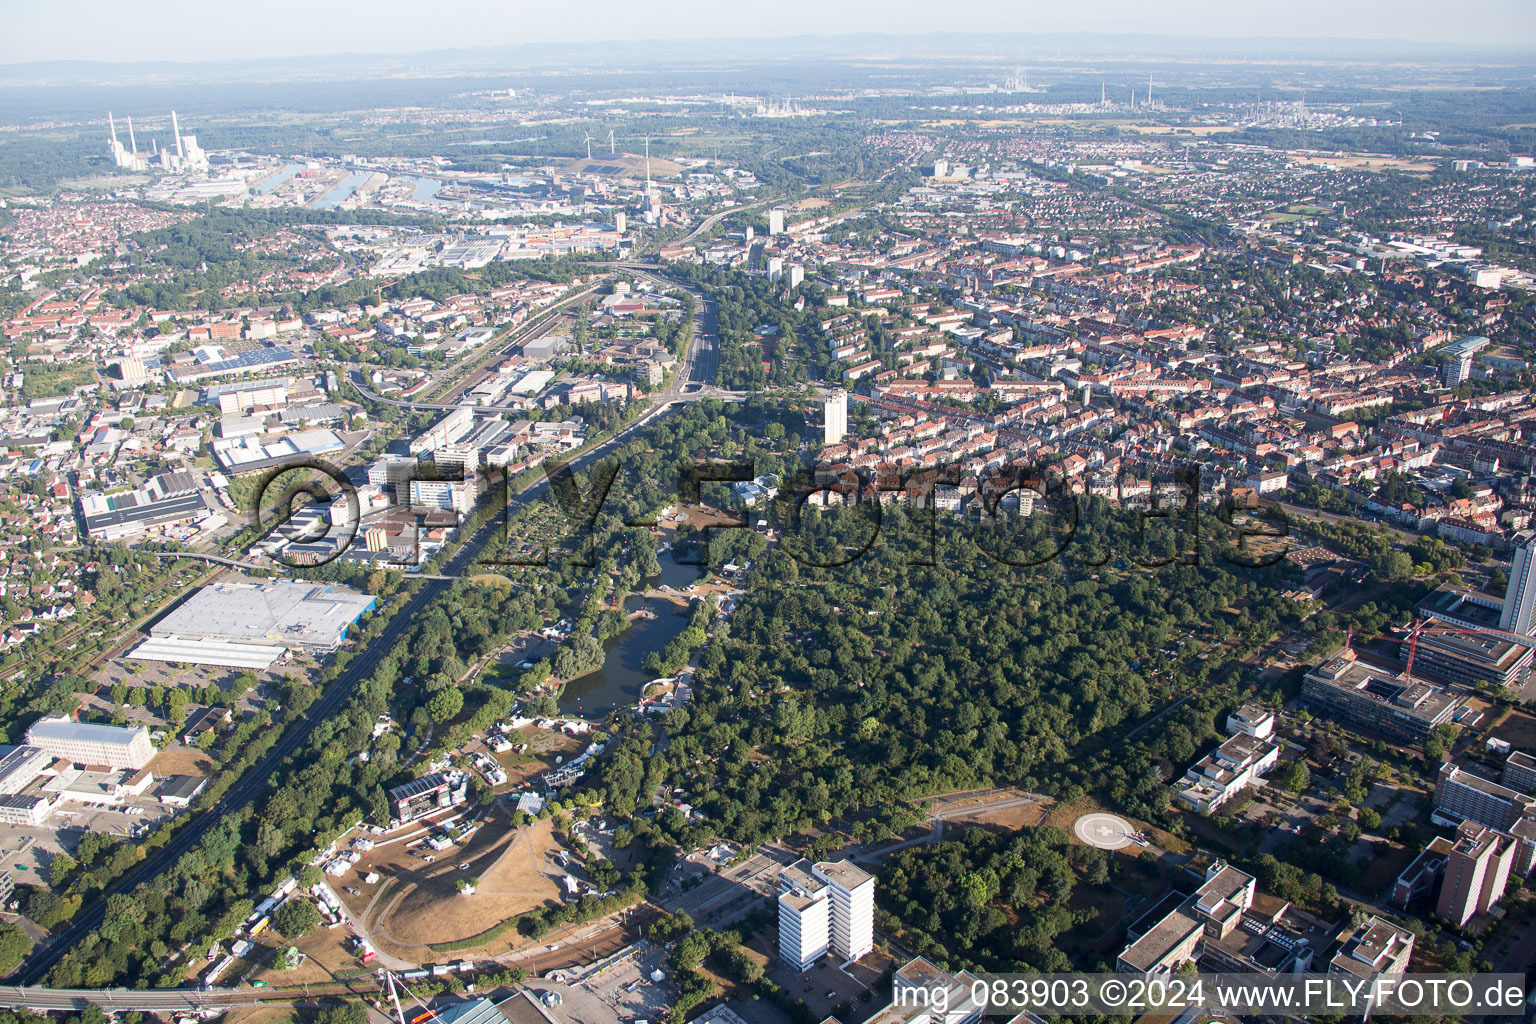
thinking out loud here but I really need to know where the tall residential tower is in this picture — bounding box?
[1501,539,1536,637]
[777,858,874,969]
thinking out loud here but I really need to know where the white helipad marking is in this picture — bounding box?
[1075,812,1135,850]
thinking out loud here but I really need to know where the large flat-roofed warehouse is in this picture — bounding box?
[24,715,154,770]
[130,580,376,668]
[79,470,214,541]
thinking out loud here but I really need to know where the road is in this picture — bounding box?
[679,197,775,246]
[0,985,329,1011]
[1261,498,1422,543]
[15,264,724,992]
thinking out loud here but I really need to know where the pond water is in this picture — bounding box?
[556,547,706,716]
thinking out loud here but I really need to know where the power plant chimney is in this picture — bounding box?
[127,117,138,157]
[172,111,184,159]
[109,112,119,148]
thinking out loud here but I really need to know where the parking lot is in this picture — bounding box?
[523,947,676,1024]
[0,794,174,876]
[762,945,872,1023]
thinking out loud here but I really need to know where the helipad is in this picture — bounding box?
[1074,812,1135,850]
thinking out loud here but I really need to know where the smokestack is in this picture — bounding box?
[172,111,183,159]
[109,112,119,149]
[127,117,138,157]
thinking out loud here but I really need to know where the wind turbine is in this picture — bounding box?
[583,133,594,160]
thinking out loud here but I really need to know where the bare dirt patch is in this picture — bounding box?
[373,818,564,949]
[148,745,216,778]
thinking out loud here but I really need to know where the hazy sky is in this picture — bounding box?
[3,0,1534,64]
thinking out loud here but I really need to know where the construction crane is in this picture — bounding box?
[1396,618,1535,678]
[1336,619,1534,679]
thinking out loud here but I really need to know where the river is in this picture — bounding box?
[313,171,372,210]
[253,164,303,194]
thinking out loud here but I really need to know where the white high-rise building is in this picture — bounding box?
[822,388,848,446]
[614,212,627,235]
[768,208,785,236]
[787,264,804,289]
[777,861,830,971]
[767,256,784,281]
[813,860,875,961]
[1501,540,1536,637]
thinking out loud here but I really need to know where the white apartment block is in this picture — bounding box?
[777,857,875,970]
[823,389,848,446]
[813,859,875,961]
[777,861,830,971]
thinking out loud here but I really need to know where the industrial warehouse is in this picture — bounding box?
[127,579,377,669]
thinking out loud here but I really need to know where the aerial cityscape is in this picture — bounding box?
[2,3,1536,1022]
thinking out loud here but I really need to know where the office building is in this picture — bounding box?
[822,388,848,446]
[813,859,875,961]
[1437,820,1515,927]
[1328,917,1415,985]
[368,455,420,499]
[1406,626,1533,690]
[0,795,55,826]
[25,715,154,770]
[1300,649,1461,743]
[410,478,475,515]
[411,407,475,458]
[777,860,830,971]
[1502,539,1536,636]
[1227,703,1276,738]
[1392,835,1456,908]
[882,957,986,1024]
[1503,750,1536,794]
[1435,762,1533,831]
[1176,730,1281,814]
[1440,335,1489,386]
[1117,861,1327,978]
[0,746,52,795]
